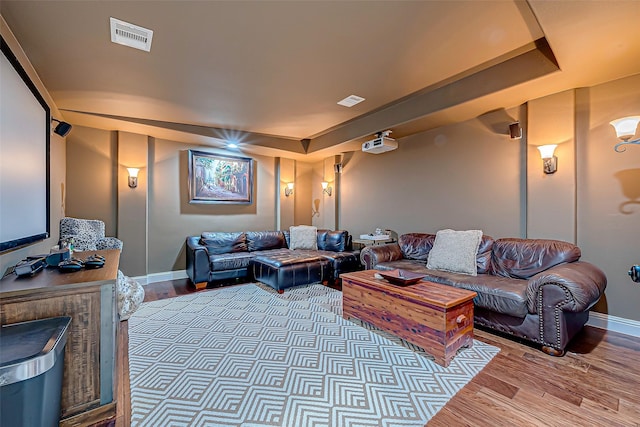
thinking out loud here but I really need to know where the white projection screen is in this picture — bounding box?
[0,37,50,253]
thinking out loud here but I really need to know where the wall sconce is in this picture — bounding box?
[537,145,558,174]
[284,182,294,197]
[127,167,140,188]
[610,116,640,152]
[321,181,332,196]
[51,118,73,137]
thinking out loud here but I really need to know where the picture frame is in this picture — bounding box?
[188,150,253,204]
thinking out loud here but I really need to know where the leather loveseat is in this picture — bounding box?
[186,229,361,292]
[360,232,607,355]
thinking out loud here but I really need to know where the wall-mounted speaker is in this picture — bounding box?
[509,122,522,140]
[334,163,343,174]
[52,119,73,137]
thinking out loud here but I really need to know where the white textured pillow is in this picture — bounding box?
[426,229,483,276]
[289,225,318,250]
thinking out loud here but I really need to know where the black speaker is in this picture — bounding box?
[53,121,72,137]
[509,122,522,139]
[334,163,343,174]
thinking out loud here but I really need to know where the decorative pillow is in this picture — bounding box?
[426,229,483,276]
[289,225,318,250]
[117,270,145,321]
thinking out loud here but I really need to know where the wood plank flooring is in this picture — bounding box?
[108,279,640,427]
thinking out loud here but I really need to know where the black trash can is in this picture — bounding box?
[0,316,72,427]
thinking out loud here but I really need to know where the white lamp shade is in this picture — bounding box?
[286,182,294,190]
[610,116,640,140]
[127,167,140,178]
[537,145,557,159]
[321,181,329,189]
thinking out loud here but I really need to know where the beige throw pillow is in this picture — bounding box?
[289,225,318,250]
[426,229,483,276]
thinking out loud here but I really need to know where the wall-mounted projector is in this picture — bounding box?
[362,130,397,154]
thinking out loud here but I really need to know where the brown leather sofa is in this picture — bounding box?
[360,233,607,355]
[186,229,361,292]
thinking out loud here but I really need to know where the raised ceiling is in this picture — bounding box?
[1,1,639,160]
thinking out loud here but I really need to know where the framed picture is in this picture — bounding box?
[188,150,253,204]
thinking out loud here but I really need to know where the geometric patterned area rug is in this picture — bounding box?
[128,283,499,426]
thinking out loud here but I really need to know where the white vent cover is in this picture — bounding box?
[110,17,153,52]
[337,95,365,107]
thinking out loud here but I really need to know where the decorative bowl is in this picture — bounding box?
[377,269,425,286]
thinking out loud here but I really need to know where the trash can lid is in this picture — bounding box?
[0,316,71,386]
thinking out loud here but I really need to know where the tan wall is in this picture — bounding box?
[5,12,638,322]
[278,158,295,230]
[576,74,640,321]
[65,126,118,235]
[55,73,640,323]
[65,130,280,275]
[294,161,313,226]
[147,138,278,273]
[0,18,66,273]
[340,108,524,239]
[311,158,338,230]
[527,90,576,242]
[337,75,640,321]
[117,132,148,276]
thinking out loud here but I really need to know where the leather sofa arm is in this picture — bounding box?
[526,261,607,313]
[360,243,404,269]
[186,236,210,284]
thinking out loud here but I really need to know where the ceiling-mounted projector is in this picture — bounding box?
[362,130,397,154]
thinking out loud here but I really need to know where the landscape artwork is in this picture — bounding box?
[188,150,253,204]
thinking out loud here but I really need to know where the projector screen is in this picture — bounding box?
[0,36,50,253]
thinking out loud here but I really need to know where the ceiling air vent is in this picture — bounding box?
[110,17,153,52]
[337,95,365,107]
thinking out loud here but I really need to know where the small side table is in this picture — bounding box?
[353,235,394,250]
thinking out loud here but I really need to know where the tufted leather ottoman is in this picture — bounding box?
[251,253,331,293]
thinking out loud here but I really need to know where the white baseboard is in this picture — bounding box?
[587,311,640,338]
[133,270,188,286]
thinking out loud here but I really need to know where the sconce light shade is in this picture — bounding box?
[537,145,558,174]
[284,182,294,197]
[610,116,640,140]
[509,122,522,139]
[537,144,557,159]
[127,167,140,188]
[51,118,72,137]
[610,116,640,152]
[321,181,332,196]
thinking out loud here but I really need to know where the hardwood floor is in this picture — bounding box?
[111,279,640,427]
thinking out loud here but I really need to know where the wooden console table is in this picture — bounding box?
[0,249,120,426]
[341,270,476,367]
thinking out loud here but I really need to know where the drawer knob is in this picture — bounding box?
[456,315,467,324]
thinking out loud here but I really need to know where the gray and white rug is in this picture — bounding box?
[128,284,499,426]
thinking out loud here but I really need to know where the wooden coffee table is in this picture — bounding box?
[340,270,477,367]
